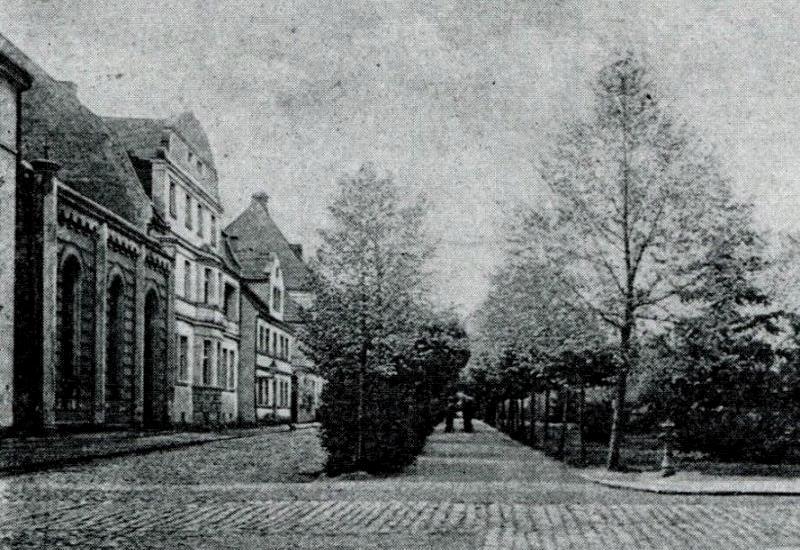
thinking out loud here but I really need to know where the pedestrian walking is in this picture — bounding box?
[462,395,475,433]
[445,396,457,433]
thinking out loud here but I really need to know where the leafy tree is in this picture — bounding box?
[638,211,786,461]
[306,163,464,473]
[515,52,743,469]
[468,255,610,447]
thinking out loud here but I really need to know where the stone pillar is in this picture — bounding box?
[133,247,146,426]
[37,160,60,429]
[165,260,176,425]
[92,223,108,424]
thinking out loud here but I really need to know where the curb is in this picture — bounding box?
[0,422,320,478]
[574,470,800,496]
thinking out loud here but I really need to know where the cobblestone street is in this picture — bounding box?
[3,421,800,549]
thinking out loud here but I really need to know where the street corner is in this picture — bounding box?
[573,467,800,496]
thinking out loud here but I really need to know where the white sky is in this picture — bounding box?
[3,0,800,314]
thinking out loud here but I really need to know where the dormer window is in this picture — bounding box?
[272,287,282,313]
[197,160,204,175]
[188,150,194,164]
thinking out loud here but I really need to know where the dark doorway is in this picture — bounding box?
[58,255,82,416]
[106,275,131,423]
[143,289,161,428]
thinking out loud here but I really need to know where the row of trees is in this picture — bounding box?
[466,52,800,469]
[304,164,469,475]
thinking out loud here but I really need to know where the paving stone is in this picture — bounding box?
[2,420,800,548]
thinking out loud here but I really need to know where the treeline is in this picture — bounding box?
[303,164,469,475]
[464,52,800,468]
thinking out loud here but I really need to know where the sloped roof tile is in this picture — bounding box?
[104,112,220,201]
[0,34,152,228]
[225,197,313,291]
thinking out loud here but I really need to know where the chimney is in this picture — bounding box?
[252,192,270,211]
[289,243,303,260]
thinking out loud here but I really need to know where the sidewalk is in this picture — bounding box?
[576,467,800,495]
[0,422,319,476]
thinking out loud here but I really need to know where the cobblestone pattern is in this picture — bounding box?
[3,499,800,549]
[4,421,800,549]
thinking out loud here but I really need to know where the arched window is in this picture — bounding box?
[58,255,82,411]
[106,275,124,402]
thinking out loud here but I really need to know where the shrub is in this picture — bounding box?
[581,399,614,443]
[319,369,441,475]
[679,409,799,463]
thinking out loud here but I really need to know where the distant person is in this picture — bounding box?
[462,395,475,433]
[445,396,457,433]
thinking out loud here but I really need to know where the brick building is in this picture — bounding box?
[1,31,321,431]
[105,114,241,427]
[1,35,174,430]
[225,193,322,424]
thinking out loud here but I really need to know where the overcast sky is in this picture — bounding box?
[3,1,800,314]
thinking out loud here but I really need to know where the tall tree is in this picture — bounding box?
[517,53,742,469]
[307,163,433,471]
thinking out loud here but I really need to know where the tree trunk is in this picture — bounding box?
[356,344,367,468]
[519,398,526,440]
[486,397,496,426]
[510,398,518,435]
[543,388,551,442]
[528,391,537,446]
[607,321,632,470]
[558,385,569,459]
[578,384,586,465]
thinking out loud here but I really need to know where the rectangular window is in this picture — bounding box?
[185,193,193,229]
[183,260,192,299]
[204,268,213,304]
[217,342,225,387]
[169,180,177,218]
[227,351,235,390]
[178,335,189,382]
[210,215,217,246]
[202,340,212,385]
[197,204,204,237]
[272,332,277,356]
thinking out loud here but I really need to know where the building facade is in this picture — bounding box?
[106,114,241,427]
[234,252,295,422]
[2,35,175,430]
[1,31,321,432]
[226,193,322,425]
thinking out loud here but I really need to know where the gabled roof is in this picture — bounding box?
[225,194,313,291]
[0,34,153,228]
[104,111,220,201]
